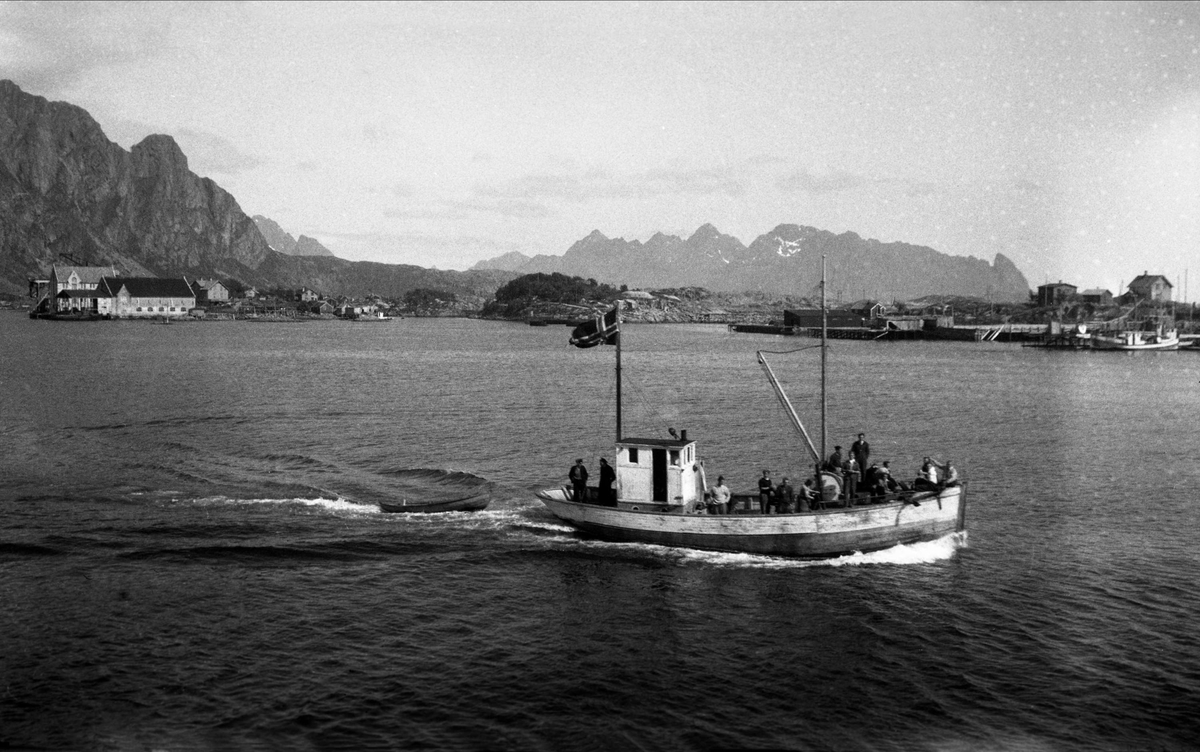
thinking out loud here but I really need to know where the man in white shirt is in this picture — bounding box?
[709,475,732,515]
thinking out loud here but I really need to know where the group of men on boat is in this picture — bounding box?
[566,430,959,514]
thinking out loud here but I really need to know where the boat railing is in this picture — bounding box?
[721,483,961,514]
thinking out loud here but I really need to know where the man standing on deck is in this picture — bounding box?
[598,457,616,506]
[774,477,796,513]
[569,459,589,502]
[825,446,844,473]
[851,433,870,478]
[844,455,860,504]
[709,475,731,515]
[757,471,774,515]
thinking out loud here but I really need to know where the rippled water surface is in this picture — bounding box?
[3,313,1199,751]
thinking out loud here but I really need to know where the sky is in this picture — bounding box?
[2,1,1198,298]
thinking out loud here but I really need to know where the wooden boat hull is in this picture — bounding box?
[1091,332,1179,350]
[379,496,489,513]
[536,484,966,558]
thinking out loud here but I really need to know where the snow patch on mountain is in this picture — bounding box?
[776,237,804,257]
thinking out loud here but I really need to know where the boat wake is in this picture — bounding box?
[189,495,375,514]
[170,469,500,514]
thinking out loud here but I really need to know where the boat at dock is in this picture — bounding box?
[536,259,967,559]
[1090,323,1179,351]
[348,311,395,322]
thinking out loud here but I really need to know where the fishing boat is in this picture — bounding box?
[348,311,395,322]
[1090,323,1179,351]
[378,495,489,513]
[535,259,967,559]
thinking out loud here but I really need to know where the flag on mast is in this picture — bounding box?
[569,305,619,348]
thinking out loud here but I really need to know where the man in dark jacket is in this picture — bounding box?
[757,471,774,515]
[598,458,616,506]
[825,446,844,473]
[851,433,870,477]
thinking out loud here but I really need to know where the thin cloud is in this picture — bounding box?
[384,197,554,219]
[0,2,170,94]
[318,229,529,269]
[475,166,745,203]
[446,198,555,219]
[777,168,867,194]
[173,128,263,175]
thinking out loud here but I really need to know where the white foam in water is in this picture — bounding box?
[189,496,378,513]
[694,531,968,568]
[534,531,968,568]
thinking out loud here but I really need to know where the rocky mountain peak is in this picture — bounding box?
[688,223,721,241]
[131,134,190,175]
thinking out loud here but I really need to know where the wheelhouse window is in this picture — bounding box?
[628,448,639,463]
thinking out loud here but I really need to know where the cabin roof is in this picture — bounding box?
[617,437,695,448]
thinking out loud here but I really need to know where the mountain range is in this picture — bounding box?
[1,79,1031,305]
[0,80,511,301]
[473,224,1031,303]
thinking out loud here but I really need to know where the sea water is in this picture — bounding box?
[2,313,1199,751]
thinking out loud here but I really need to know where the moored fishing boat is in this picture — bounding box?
[348,311,395,322]
[535,258,966,559]
[1090,323,1179,351]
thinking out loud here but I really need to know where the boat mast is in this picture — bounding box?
[757,351,820,463]
[615,307,622,442]
[820,255,828,464]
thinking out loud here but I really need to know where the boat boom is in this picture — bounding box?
[757,350,821,464]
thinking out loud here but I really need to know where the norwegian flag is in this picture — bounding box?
[569,306,619,348]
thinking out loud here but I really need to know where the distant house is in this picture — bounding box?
[1080,288,1113,306]
[192,278,230,303]
[48,265,119,312]
[53,277,196,318]
[298,288,319,303]
[1127,272,1172,303]
[100,277,196,318]
[1037,282,1077,306]
[55,289,104,313]
[244,286,260,299]
[849,299,886,319]
[616,290,654,310]
[307,300,335,315]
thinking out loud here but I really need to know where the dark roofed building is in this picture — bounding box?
[849,299,886,319]
[1127,272,1172,302]
[1037,282,1077,306]
[99,277,196,318]
[193,278,230,302]
[1080,288,1113,306]
[47,264,120,312]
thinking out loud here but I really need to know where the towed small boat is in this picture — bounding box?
[535,258,966,559]
[378,495,489,513]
